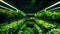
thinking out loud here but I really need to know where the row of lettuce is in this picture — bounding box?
[34,10,60,34]
[35,11,60,23]
[35,19,60,34]
[0,19,60,34]
[0,19,26,34]
[0,9,26,23]
[0,9,60,34]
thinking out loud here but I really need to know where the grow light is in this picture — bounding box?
[53,9,60,12]
[49,7,60,11]
[0,5,11,10]
[37,1,60,13]
[0,0,18,12]
[45,1,60,10]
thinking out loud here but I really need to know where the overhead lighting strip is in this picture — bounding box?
[49,7,60,11]
[0,0,18,12]
[0,5,12,10]
[52,9,60,12]
[37,1,60,13]
[45,1,60,10]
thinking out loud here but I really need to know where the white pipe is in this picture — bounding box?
[37,1,60,13]
[52,9,60,11]
[0,5,11,10]
[50,7,60,11]
[0,0,2,1]
[54,10,60,11]
[0,0,18,12]
[45,1,60,10]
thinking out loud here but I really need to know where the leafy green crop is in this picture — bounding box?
[0,9,26,23]
[35,11,60,23]
[0,9,60,34]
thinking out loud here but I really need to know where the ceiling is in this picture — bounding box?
[0,0,59,13]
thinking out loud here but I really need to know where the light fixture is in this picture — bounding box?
[0,0,18,12]
[0,5,11,10]
[37,1,60,13]
[49,7,60,11]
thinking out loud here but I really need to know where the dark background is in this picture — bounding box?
[0,0,60,13]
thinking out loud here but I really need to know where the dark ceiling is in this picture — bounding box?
[0,0,59,13]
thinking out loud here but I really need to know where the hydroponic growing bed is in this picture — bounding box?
[0,0,60,34]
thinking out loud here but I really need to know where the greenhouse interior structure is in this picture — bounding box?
[0,0,60,34]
